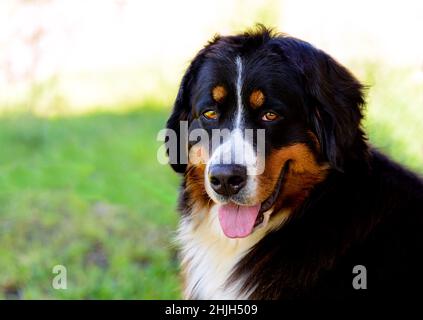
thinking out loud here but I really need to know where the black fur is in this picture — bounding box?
[166,26,423,300]
[235,150,423,300]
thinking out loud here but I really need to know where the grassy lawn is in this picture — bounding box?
[0,108,181,299]
[0,66,421,300]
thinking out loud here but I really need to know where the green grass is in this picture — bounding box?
[0,65,422,300]
[0,108,181,299]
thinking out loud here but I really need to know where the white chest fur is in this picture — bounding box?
[177,205,287,299]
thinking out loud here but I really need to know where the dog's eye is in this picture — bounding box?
[202,110,218,120]
[261,111,279,122]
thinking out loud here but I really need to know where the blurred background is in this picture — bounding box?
[0,0,422,299]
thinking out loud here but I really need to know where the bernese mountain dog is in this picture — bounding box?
[164,26,423,300]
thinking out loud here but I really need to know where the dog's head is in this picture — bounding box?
[166,27,365,239]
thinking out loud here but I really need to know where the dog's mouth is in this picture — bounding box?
[218,161,289,238]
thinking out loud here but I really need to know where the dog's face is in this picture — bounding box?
[166,28,364,239]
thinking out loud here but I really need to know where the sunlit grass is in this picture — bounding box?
[0,108,181,299]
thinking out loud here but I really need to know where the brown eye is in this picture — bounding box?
[203,110,218,120]
[261,111,279,122]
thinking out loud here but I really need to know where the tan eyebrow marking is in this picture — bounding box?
[211,85,227,103]
[249,89,265,108]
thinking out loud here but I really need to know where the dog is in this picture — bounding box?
[164,26,423,300]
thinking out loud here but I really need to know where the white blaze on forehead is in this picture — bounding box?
[207,56,254,167]
[204,56,264,203]
[235,56,243,130]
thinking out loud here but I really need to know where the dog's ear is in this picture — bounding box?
[166,57,203,173]
[307,52,365,170]
[283,39,365,170]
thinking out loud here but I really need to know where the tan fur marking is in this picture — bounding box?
[212,85,227,103]
[185,163,210,209]
[307,131,320,150]
[186,144,212,209]
[257,143,329,212]
[249,89,265,108]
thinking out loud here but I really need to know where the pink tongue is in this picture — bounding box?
[218,203,261,238]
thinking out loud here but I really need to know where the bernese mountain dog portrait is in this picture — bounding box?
[164,27,423,301]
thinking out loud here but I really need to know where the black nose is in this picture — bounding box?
[209,164,247,196]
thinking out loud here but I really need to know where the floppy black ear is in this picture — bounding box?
[165,71,191,173]
[280,38,365,171]
[166,57,203,173]
[305,51,365,170]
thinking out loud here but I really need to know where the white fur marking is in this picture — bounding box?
[178,204,290,299]
[204,56,263,203]
[235,56,243,130]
